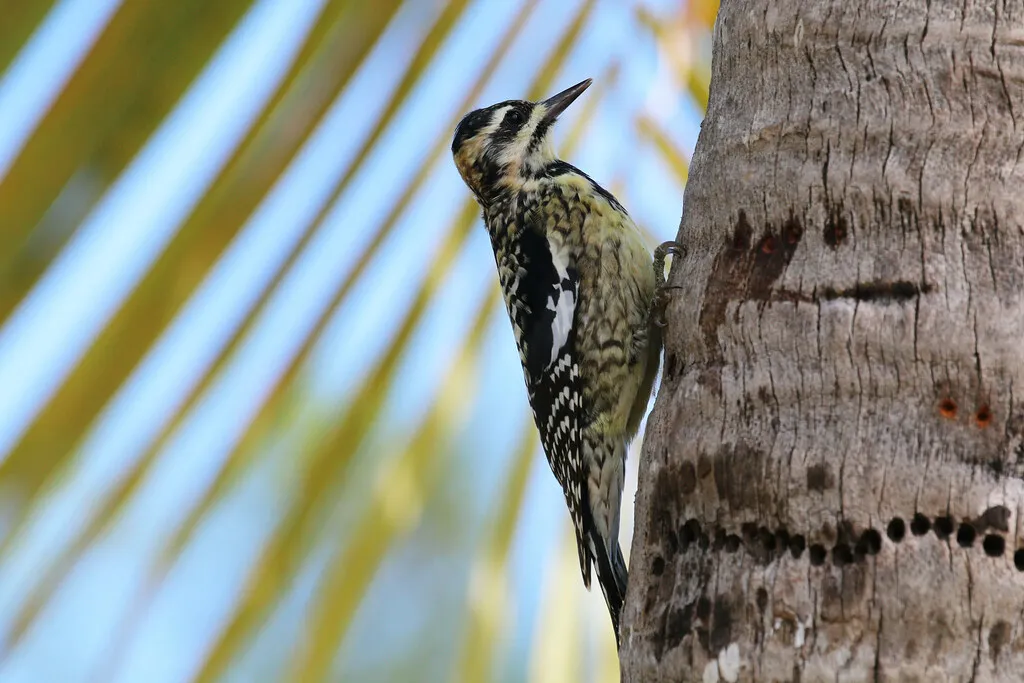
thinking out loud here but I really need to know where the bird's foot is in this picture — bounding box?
[651,240,685,328]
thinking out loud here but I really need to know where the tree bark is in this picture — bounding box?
[622,1,1024,681]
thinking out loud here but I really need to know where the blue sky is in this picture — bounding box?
[0,0,703,680]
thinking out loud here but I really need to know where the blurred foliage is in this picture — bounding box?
[0,0,714,681]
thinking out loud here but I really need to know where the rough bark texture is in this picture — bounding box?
[623,1,1024,681]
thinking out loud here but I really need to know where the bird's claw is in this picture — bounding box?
[652,286,684,328]
[651,241,685,328]
[653,240,685,286]
[654,240,686,262]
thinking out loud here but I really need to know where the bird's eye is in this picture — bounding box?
[505,109,524,126]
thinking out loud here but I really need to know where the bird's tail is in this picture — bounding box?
[590,527,628,647]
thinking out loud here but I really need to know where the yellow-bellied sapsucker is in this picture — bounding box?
[451,78,679,645]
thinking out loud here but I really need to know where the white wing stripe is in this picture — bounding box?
[545,235,576,368]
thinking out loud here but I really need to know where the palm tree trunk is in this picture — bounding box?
[622,0,1024,680]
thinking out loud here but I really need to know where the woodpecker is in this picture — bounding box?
[451,78,679,645]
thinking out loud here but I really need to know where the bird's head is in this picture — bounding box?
[451,78,591,202]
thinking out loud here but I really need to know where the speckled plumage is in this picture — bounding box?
[451,79,663,644]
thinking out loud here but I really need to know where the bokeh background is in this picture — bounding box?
[0,0,714,681]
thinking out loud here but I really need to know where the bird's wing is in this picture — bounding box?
[501,225,591,589]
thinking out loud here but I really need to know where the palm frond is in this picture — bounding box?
[0,1,714,680]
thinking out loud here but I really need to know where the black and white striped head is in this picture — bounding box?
[451,78,591,202]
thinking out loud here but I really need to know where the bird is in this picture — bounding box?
[451,77,680,645]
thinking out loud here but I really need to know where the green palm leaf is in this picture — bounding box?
[0,1,717,680]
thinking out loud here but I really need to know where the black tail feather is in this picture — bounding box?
[590,529,628,648]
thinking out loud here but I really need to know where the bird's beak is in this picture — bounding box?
[540,78,592,127]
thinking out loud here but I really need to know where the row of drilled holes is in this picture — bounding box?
[654,513,1024,575]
